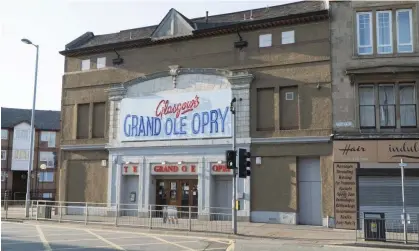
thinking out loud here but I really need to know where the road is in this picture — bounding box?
[1,221,231,251]
[2,221,413,251]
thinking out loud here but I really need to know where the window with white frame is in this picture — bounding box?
[259,34,272,48]
[356,8,414,55]
[40,131,56,147]
[376,11,392,54]
[81,59,90,71]
[97,57,106,69]
[39,151,55,168]
[396,9,413,53]
[356,12,373,55]
[14,129,30,140]
[1,129,8,140]
[38,172,54,182]
[1,150,6,160]
[13,150,29,160]
[399,83,417,127]
[42,193,53,199]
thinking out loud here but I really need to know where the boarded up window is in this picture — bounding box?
[256,88,275,130]
[92,102,106,138]
[280,86,299,130]
[76,104,90,139]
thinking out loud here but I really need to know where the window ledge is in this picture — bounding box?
[352,52,419,60]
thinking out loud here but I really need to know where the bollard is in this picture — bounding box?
[4,200,8,219]
[115,204,119,226]
[149,204,152,229]
[188,206,192,232]
[59,202,62,223]
[35,200,39,221]
[85,202,88,225]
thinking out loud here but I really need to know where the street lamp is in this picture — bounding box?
[21,38,39,218]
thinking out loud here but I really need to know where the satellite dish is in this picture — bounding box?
[40,164,47,170]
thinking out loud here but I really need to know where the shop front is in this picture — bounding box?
[105,68,253,221]
[333,139,419,231]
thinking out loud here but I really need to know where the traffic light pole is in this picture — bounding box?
[230,98,238,235]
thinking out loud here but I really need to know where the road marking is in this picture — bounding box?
[197,248,227,251]
[45,245,110,251]
[144,234,195,251]
[226,240,235,251]
[24,221,231,242]
[121,240,197,247]
[85,229,126,250]
[36,225,52,251]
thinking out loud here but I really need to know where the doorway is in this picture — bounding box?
[12,171,28,200]
[298,157,322,226]
[155,179,198,218]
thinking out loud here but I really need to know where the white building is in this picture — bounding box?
[106,67,254,221]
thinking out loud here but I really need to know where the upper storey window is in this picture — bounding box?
[81,59,90,71]
[356,8,414,55]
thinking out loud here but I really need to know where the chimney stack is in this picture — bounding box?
[206,11,209,23]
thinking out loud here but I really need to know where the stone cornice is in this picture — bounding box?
[106,84,127,101]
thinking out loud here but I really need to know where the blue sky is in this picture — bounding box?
[0,0,295,111]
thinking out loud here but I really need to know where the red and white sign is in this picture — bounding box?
[122,164,140,175]
[211,163,233,175]
[151,163,198,175]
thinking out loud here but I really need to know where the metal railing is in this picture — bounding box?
[356,215,419,244]
[1,200,233,234]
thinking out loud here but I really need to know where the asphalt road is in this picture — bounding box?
[1,221,231,251]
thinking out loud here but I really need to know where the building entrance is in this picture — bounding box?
[156,179,198,218]
[11,171,27,200]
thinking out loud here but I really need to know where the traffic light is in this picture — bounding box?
[225,150,237,169]
[238,148,251,178]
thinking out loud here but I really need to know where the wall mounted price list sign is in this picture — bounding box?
[334,163,357,230]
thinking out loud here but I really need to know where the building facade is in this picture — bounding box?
[330,1,419,230]
[1,107,61,201]
[59,1,333,225]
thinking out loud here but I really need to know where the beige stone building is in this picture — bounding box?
[58,1,334,226]
[330,1,419,231]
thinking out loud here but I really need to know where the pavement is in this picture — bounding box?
[1,221,231,251]
[230,239,419,251]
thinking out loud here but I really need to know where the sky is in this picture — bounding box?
[0,0,298,112]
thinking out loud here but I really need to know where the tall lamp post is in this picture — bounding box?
[21,38,39,218]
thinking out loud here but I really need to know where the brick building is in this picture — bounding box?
[1,107,61,201]
[58,1,334,225]
[330,1,419,230]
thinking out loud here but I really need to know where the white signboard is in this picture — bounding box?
[119,89,232,141]
[210,163,233,175]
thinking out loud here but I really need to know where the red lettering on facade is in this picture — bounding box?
[212,164,230,172]
[155,95,200,119]
[124,166,128,173]
[191,165,196,173]
[181,165,187,172]
[133,166,138,173]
